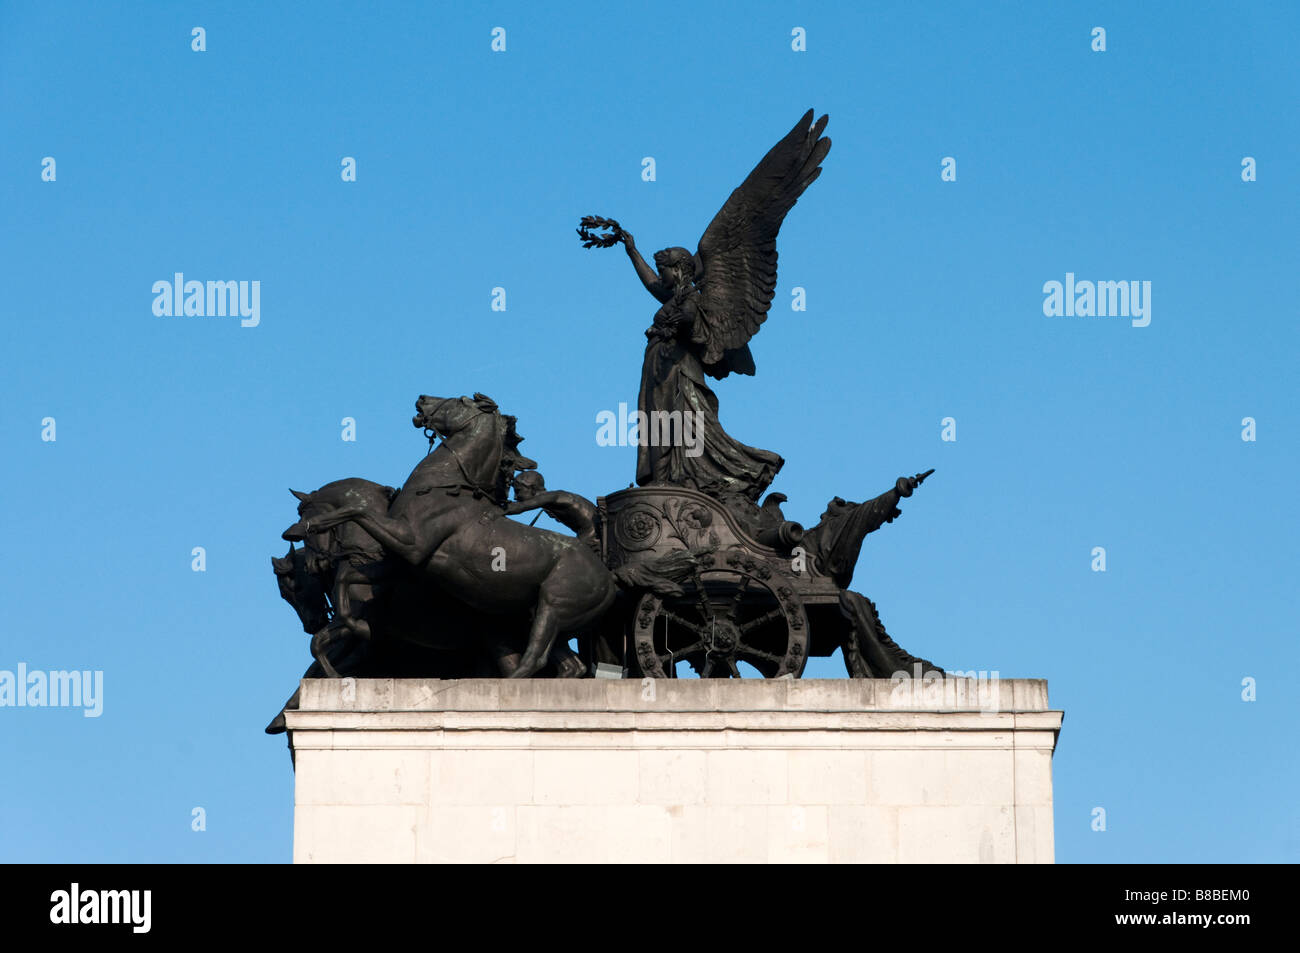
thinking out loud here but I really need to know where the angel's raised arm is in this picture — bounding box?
[622,231,671,303]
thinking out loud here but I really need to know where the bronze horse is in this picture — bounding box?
[284,479,395,662]
[268,536,376,733]
[283,394,620,678]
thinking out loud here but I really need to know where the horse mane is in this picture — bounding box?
[502,414,524,454]
[461,395,531,505]
[494,414,528,503]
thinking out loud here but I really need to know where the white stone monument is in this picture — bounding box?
[286,677,1062,863]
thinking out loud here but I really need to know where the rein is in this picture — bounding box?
[421,421,501,501]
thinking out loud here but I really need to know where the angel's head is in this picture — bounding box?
[653,247,697,290]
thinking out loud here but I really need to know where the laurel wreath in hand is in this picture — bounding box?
[577,215,623,249]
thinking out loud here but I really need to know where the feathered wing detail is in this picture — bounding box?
[693,109,831,379]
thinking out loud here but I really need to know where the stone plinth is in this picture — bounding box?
[285,678,1063,864]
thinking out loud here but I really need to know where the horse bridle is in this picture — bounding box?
[419,399,501,500]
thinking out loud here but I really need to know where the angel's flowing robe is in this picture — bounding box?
[636,293,783,502]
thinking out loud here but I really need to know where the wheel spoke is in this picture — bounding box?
[738,607,786,634]
[658,640,703,663]
[738,646,784,665]
[726,659,741,678]
[700,657,715,678]
[725,576,752,618]
[661,611,708,637]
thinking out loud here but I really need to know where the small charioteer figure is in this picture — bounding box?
[505,470,601,556]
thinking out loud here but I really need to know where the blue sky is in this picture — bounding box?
[1,1,1296,862]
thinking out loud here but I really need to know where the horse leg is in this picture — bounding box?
[286,507,430,567]
[340,511,428,565]
[311,620,353,678]
[333,567,373,643]
[512,597,562,679]
[513,551,617,678]
[487,629,581,677]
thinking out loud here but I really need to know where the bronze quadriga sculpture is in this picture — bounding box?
[267,111,941,734]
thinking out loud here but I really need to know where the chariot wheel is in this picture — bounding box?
[631,569,809,678]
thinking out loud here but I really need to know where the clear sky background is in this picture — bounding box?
[1,1,1296,863]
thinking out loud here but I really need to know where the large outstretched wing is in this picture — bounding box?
[693,109,831,379]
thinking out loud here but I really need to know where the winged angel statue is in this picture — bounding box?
[580,110,831,510]
[263,109,940,732]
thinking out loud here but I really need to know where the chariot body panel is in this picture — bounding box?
[596,487,852,678]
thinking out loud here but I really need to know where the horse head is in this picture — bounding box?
[272,543,330,634]
[413,393,496,437]
[287,488,338,561]
[413,393,537,502]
